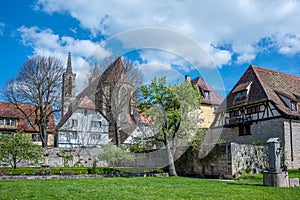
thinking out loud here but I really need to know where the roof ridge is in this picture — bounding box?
[251,65,300,80]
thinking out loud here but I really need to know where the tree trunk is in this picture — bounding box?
[165,136,177,176]
[115,122,121,147]
[13,158,17,169]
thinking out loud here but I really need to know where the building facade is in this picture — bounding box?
[0,102,55,146]
[56,96,109,147]
[187,75,223,129]
[58,54,135,147]
[212,65,300,169]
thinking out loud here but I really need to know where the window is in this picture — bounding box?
[84,109,88,116]
[0,118,4,125]
[91,134,101,140]
[71,119,78,127]
[235,90,247,101]
[247,106,260,114]
[5,119,10,126]
[91,121,102,128]
[32,134,41,142]
[291,101,297,111]
[71,132,77,140]
[10,119,16,126]
[239,125,251,136]
[204,91,210,100]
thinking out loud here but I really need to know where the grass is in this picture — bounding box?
[1,175,300,200]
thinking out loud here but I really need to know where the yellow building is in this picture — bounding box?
[185,75,223,129]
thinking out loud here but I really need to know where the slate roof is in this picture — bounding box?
[0,102,55,133]
[218,65,300,117]
[191,77,223,105]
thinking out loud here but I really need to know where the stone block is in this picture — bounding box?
[263,172,289,187]
[289,178,300,187]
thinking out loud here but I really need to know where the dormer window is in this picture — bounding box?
[235,90,247,101]
[277,91,299,112]
[233,81,252,102]
[204,91,210,100]
[291,101,297,111]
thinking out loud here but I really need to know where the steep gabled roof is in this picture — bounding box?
[75,57,129,104]
[191,77,223,105]
[218,65,300,117]
[0,102,55,133]
[56,96,106,130]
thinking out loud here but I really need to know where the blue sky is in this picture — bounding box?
[1,0,300,98]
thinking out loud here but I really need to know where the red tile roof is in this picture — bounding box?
[191,77,223,105]
[218,65,300,117]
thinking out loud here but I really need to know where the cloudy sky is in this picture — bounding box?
[1,0,300,96]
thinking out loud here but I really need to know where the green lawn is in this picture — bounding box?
[0,176,300,200]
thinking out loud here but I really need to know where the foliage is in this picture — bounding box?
[2,55,64,150]
[138,77,203,175]
[33,168,53,175]
[251,140,263,146]
[56,149,75,167]
[0,132,44,168]
[97,143,135,168]
[1,176,300,199]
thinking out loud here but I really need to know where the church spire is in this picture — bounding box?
[62,52,76,117]
[66,52,73,74]
[89,63,100,85]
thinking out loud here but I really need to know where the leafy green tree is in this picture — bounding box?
[138,77,204,176]
[98,143,135,168]
[0,131,43,169]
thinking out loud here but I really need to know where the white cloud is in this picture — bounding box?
[17,26,111,93]
[138,62,182,85]
[35,0,300,66]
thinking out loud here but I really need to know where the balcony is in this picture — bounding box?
[224,115,251,128]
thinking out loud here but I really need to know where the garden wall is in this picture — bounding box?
[175,143,268,178]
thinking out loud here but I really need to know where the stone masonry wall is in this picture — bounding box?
[17,147,106,168]
[220,118,285,145]
[175,143,267,178]
[284,120,300,169]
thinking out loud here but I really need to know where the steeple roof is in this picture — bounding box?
[66,52,73,74]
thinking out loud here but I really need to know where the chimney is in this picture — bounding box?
[185,75,191,82]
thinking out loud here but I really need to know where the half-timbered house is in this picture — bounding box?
[212,65,300,169]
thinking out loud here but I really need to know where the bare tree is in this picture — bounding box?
[96,56,143,147]
[2,55,64,152]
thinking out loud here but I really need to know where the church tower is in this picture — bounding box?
[89,63,100,85]
[62,52,76,117]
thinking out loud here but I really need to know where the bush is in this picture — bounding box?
[0,167,9,176]
[60,170,74,175]
[33,169,53,175]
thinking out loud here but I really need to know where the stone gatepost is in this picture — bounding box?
[263,138,289,187]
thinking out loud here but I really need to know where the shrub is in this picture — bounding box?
[60,170,74,175]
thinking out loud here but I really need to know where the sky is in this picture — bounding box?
[1,0,300,98]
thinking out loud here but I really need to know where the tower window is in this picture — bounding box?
[239,125,251,136]
[71,119,78,127]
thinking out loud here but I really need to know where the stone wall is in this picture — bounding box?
[284,120,300,169]
[220,118,285,145]
[175,143,267,178]
[217,117,300,170]
[17,147,106,168]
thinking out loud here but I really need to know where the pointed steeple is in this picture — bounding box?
[62,52,76,117]
[66,52,73,74]
[89,63,100,85]
[92,63,99,77]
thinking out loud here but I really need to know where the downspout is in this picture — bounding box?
[289,119,294,162]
